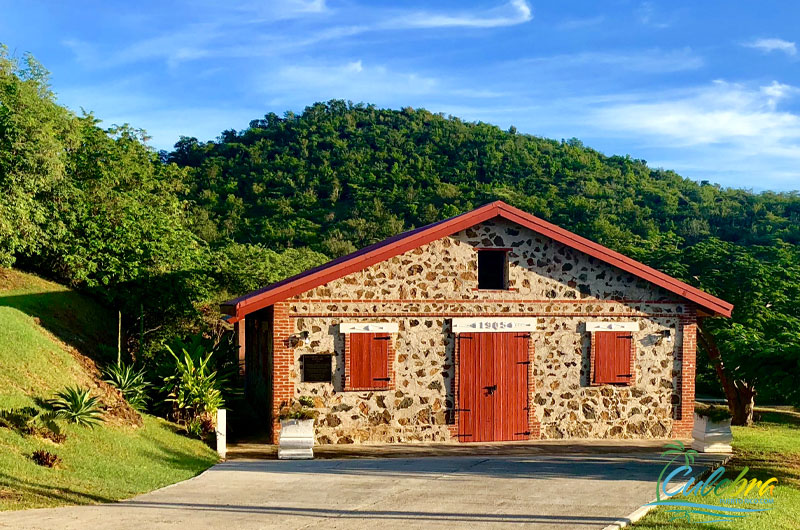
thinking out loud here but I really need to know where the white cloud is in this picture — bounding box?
[761,81,799,108]
[589,80,800,147]
[744,38,797,56]
[268,60,439,104]
[389,0,532,29]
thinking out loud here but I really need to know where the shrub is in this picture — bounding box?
[161,344,225,423]
[185,417,205,439]
[31,449,61,468]
[279,396,318,421]
[695,403,733,423]
[49,387,104,427]
[103,361,150,411]
[0,407,65,442]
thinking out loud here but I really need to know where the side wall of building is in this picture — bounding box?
[268,219,696,443]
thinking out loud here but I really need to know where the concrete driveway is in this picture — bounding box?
[0,452,725,530]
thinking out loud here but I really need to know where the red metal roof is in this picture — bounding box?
[221,201,733,319]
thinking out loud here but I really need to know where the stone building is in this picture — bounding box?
[221,201,732,444]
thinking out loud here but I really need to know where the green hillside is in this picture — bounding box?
[0,269,217,510]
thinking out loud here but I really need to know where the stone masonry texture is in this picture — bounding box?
[269,219,695,443]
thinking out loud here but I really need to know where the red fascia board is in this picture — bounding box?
[223,200,733,319]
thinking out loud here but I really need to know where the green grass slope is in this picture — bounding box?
[634,409,800,529]
[0,269,217,510]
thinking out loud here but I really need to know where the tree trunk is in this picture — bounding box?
[697,321,756,426]
[729,381,755,426]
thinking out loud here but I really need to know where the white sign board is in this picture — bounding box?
[451,317,539,333]
[585,321,639,332]
[340,322,399,334]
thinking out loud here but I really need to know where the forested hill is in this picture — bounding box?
[169,100,800,263]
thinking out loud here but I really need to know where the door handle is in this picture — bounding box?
[484,384,497,395]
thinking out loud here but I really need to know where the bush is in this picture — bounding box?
[185,416,216,439]
[279,396,318,421]
[31,449,61,468]
[103,361,150,411]
[0,407,65,442]
[160,341,227,424]
[695,403,732,423]
[185,417,205,439]
[49,387,104,427]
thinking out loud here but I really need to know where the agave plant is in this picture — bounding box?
[49,387,104,428]
[0,406,63,441]
[103,361,150,411]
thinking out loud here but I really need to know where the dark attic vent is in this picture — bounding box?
[478,250,508,290]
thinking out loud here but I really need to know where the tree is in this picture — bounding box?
[0,46,78,266]
[684,239,800,424]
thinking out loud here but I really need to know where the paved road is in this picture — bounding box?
[0,453,726,530]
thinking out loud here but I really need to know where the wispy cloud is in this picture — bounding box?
[391,0,532,29]
[743,38,797,56]
[63,1,534,69]
[516,48,704,74]
[590,80,800,146]
[225,0,328,20]
[268,60,439,104]
[636,2,671,29]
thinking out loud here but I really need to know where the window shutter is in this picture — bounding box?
[349,333,390,389]
[594,331,633,384]
[370,334,390,388]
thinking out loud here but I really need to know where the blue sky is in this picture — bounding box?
[3,1,799,191]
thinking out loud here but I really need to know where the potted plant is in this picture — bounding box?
[278,396,317,460]
[691,403,733,453]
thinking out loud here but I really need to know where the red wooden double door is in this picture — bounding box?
[458,332,530,442]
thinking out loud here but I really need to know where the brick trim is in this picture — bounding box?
[672,310,697,438]
[270,302,294,443]
[342,333,396,392]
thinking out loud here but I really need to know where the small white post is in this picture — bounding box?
[216,408,227,460]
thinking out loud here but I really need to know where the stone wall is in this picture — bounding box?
[273,219,693,443]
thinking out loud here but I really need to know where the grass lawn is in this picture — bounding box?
[0,415,218,510]
[0,269,218,510]
[633,408,800,529]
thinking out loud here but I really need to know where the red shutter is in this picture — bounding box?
[349,333,389,389]
[594,331,632,384]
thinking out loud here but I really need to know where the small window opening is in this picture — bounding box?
[478,250,508,290]
[301,354,332,383]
